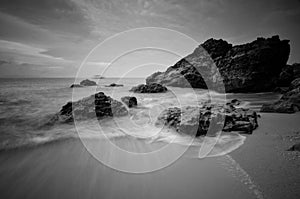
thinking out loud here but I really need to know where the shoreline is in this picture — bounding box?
[0,112,299,199]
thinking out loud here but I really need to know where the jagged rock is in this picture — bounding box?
[261,80,300,113]
[70,84,83,88]
[155,99,258,137]
[277,65,295,87]
[51,92,128,123]
[130,83,167,93]
[121,96,137,108]
[146,35,290,93]
[80,79,97,86]
[288,143,300,151]
[273,87,289,93]
[105,83,124,87]
[290,78,300,90]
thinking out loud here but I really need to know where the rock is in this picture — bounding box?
[130,83,167,93]
[290,78,300,90]
[79,79,97,86]
[288,143,300,151]
[277,65,295,87]
[121,96,138,108]
[105,83,124,87]
[146,35,290,93]
[52,92,128,123]
[70,84,83,88]
[273,87,289,93]
[155,100,258,137]
[261,76,300,113]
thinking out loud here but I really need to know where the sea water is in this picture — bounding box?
[0,77,280,153]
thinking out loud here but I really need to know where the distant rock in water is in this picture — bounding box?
[70,84,83,88]
[155,99,259,137]
[146,35,290,93]
[130,83,167,93]
[105,83,124,87]
[80,79,97,86]
[288,143,300,151]
[50,92,128,123]
[261,77,300,113]
[121,96,137,108]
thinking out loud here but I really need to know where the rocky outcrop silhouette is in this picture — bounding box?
[146,35,290,93]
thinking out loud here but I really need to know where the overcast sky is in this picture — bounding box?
[0,0,299,77]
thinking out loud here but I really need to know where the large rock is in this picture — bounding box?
[80,79,97,86]
[51,92,128,123]
[261,79,300,113]
[276,63,300,87]
[121,96,138,108]
[130,83,167,93]
[146,35,290,93]
[155,99,259,137]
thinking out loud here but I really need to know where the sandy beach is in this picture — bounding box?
[231,112,300,199]
[0,112,299,199]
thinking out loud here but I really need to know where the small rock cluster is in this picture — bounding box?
[130,83,167,93]
[155,99,259,137]
[70,79,97,88]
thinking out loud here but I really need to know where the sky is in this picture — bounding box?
[0,0,300,77]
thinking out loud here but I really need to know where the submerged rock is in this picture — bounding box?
[80,79,97,86]
[51,92,128,123]
[146,35,290,93]
[105,83,124,87]
[121,96,137,108]
[261,78,300,113]
[130,83,167,93]
[155,99,258,137]
[70,84,83,88]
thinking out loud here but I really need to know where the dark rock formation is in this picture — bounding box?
[105,83,124,87]
[261,78,300,113]
[273,87,289,94]
[51,92,128,123]
[276,63,300,87]
[121,96,138,108]
[290,78,300,90]
[70,84,83,88]
[80,79,97,86]
[130,83,167,93]
[288,143,300,151]
[146,35,290,93]
[155,99,258,137]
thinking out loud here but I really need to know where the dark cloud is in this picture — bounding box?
[0,0,92,37]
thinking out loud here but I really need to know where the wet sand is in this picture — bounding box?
[0,113,299,199]
[231,112,300,199]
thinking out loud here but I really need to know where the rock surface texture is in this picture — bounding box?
[146,35,290,93]
[50,92,128,123]
[130,83,167,93]
[261,78,300,113]
[155,99,259,137]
